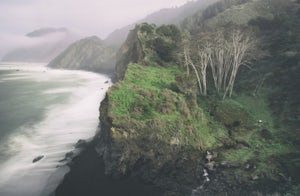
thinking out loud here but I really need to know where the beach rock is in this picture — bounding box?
[65,151,74,159]
[32,155,44,163]
[75,139,88,149]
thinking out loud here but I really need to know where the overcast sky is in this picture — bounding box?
[0,0,191,38]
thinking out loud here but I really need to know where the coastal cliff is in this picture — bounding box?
[55,0,300,195]
[94,26,297,195]
[115,27,144,80]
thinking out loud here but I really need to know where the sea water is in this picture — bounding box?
[0,63,111,196]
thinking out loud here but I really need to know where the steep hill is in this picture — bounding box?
[48,36,116,74]
[2,27,79,63]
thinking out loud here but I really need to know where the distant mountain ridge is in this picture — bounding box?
[104,0,217,47]
[48,36,115,74]
[46,1,217,74]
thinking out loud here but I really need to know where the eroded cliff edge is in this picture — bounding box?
[67,23,298,195]
[55,1,300,195]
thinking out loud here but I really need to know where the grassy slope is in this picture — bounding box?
[108,64,227,150]
[108,62,298,190]
[182,0,300,187]
[107,3,300,190]
[218,96,296,179]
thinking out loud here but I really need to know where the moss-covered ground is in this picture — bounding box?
[107,62,299,192]
[108,63,228,150]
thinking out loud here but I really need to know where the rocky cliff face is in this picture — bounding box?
[97,80,210,195]
[97,97,206,195]
[48,36,116,74]
[114,27,144,80]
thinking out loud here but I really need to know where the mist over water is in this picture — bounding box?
[0,63,111,196]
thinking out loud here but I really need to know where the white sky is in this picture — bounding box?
[0,0,192,38]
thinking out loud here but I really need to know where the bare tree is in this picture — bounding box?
[197,42,212,96]
[222,28,257,99]
[183,44,203,95]
[183,35,212,96]
[182,27,257,99]
[209,31,231,94]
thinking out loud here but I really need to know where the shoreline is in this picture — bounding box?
[0,63,112,196]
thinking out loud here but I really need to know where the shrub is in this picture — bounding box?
[156,25,182,42]
[140,23,155,34]
[151,37,176,62]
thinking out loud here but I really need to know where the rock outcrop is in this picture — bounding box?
[96,95,205,195]
[115,27,144,80]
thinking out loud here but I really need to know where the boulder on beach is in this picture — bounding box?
[32,155,44,163]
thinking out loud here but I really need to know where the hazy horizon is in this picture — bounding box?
[0,0,194,58]
[0,0,193,38]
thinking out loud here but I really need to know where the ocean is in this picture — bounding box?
[0,63,111,196]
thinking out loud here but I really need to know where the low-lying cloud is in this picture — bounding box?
[0,31,76,59]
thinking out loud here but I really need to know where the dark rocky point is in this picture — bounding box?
[32,155,44,163]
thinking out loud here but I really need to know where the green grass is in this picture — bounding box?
[108,62,298,186]
[234,95,274,129]
[285,184,300,196]
[109,64,178,122]
[108,63,228,149]
[108,82,137,120]
[124,64,176,90]
[215,94,297,180]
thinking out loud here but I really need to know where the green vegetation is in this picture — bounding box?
[108,59,299,193]
[286,184,300,196]
[215,95,297,181]
[105,0,300,193]
[234,95,274,128]
[137,23,182,64]
[109,60,297,181]
[108,63,228,149]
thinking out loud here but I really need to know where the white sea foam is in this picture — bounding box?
[0,63,111,196]
[43,87,79,94]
